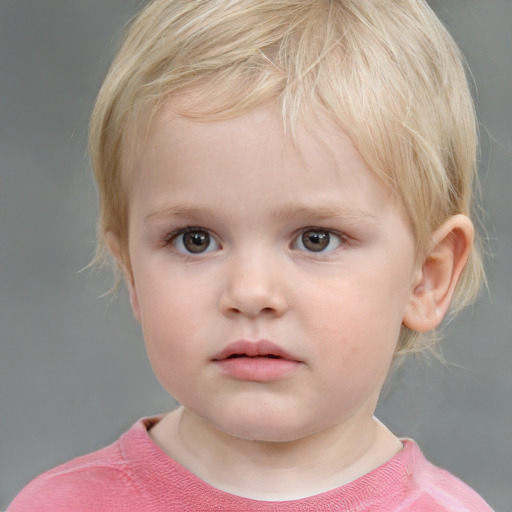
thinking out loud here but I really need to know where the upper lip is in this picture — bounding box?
[212,340,301,362]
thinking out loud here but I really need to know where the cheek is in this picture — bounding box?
[134,272,200,359]
[135,260,201,324]
[302,272,404,365]
[140,295,204,400]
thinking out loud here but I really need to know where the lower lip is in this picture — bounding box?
[214,357,301,382]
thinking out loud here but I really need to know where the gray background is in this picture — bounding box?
[0,1,510,510]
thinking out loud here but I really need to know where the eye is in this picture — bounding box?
[294,229,343,253]
[171,227,220,254]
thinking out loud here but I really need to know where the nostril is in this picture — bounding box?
[219,282,288,318]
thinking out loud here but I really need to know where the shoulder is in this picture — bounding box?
[8,424,147,512]
[402,440,495,512]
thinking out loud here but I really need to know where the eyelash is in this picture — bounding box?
[165,226,347,256]
[293,227,346,254]
[165,226,220,255]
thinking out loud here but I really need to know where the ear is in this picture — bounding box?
[403,214,474,332]
[105,231,141,323]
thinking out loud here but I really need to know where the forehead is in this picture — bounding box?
[138,101,364,180]
[128,102,404,227]
[141,104,349,179]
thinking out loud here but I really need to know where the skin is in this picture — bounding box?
[108,104,473,501]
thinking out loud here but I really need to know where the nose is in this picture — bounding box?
[219,251,288,318]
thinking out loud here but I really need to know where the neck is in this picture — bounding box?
[150,407,402,501]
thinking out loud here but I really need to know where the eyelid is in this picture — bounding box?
[293,227,347,254]
[166,226,221,254]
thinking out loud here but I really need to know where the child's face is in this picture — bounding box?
[123,104,420,442]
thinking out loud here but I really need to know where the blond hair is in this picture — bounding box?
[89,0,484,353]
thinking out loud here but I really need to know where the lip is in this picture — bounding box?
[212,340,303,382]
[212,340,299,361]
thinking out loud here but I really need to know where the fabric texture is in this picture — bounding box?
[8,417,494,511]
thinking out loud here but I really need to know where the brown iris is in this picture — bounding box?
[183,230,211,253]
[301,230,330,252]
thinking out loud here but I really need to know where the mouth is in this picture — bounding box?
[225,354,282,359]
[212,340,302,382]
[212,340,299,362]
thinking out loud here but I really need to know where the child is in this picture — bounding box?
[9,0,495,510]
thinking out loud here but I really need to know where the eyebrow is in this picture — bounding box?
[144,205,214,224]
[144,203,377,224]
[268,204,377,223]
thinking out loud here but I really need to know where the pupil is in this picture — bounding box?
[184,231,209,253]
[303,231,329,251]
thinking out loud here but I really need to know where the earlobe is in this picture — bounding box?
[104,231,141,323]
[403,214,474,332]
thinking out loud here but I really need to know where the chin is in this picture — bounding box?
[212,408,318,444]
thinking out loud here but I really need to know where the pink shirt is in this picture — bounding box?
[9,417,494,511]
